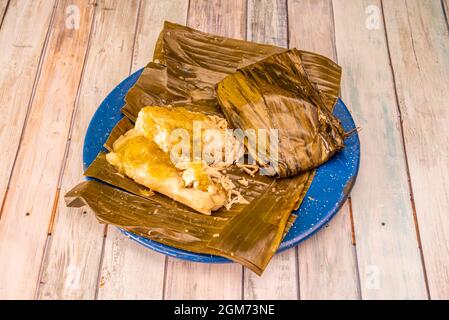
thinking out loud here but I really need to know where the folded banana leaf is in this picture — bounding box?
[67,115,313,274]
[121,21,341,121]
[102,116,303,236]
[217,49,345,177]
[66,174,309,274]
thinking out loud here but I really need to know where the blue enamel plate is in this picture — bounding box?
[83,69,360,263]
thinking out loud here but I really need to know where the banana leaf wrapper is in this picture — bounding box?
[121,21,342,121]
[67,117,312,274]
[217,49,345,177]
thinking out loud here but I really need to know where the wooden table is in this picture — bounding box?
[0,0,447,300]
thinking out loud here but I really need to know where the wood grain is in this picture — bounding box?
[38,0,140,300]
[0,0,8,27]
[165,260,242,299]
[0,0,54,218]
[0,0,445,301]
[288,0,360,300]
[383,0,449,299]
[244,250,298,300]
[243,0,298,300]
[332,0,427,299]
[131,0,188,71]
[163,0,246,299]
[187,0,246,38]
[247,0,287,48]
[443,0,449,23]
[97,228,165,299]
[97,0,188,300]
[0,0,94,299]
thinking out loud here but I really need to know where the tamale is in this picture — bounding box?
[217,49,345,177]
[104,106,246,215]
[122,21,342,121]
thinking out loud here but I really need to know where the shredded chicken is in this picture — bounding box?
[236,163,259,177]
[237,177,248,186]
[202,161,251,210]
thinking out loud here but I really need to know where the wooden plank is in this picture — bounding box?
[97,228,165,299]
[382,0,449,299]
[163,0,246,299]
[288,0,360,300]
[37,0,140,300]
[130,0,188,71]
[297,207,359,299]
[244,250,298,300]
[165,260,242,299]
[332,0,427,299]
[187,0,246,38]
[0,0,55,219]
[0,0,91,299]
[243,0,297,300]
[97,0,188,300]
[444,0,449,23]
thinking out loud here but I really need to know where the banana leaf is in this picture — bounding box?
[217,49,345,177]
[121,21,341,121]
[66,173,309,274]
[102,115,302,238]
[103,117,134,152]
[67,115,313,273]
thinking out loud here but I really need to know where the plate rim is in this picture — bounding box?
[83,68,360,263]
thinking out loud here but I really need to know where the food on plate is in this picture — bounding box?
[65,21,345,275]
[105,106,246,215]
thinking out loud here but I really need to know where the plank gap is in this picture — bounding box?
[129,0,143,74]
[442,0,449,33]
[347,197,356,246]
[94,225,108,300]
[0,187,8,221]
[241,266,245,300]
[34,234,52,299]
[186,0,193,28]
[285,0,290,48]
[0,0,10,31]
[295,246,300,300]
[47,188,61,235]
[161,256,168,300]
[244,0,248,40]
[328,0,339,63]
[352,243,363,299]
